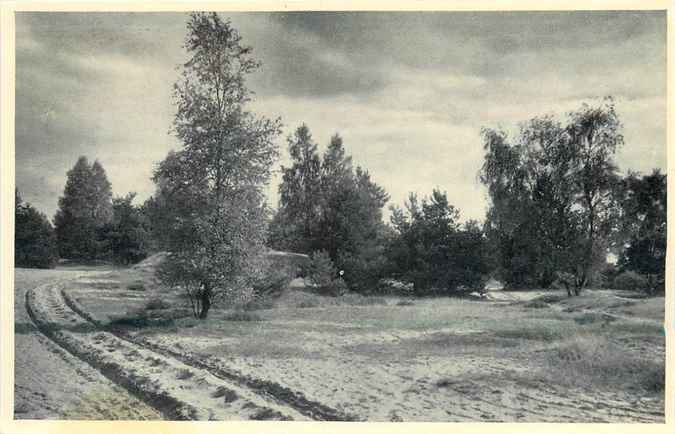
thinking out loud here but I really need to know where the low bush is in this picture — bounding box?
[176,369,194,380]
[305,250,348,296]
[251,264,295,297]
[613,271,649,292]
[212,386,238,402]
[396,299,415,306]
[144,298,171,310]
[297,299,320,309]
[127,281,145,291]
[243,297,275,311]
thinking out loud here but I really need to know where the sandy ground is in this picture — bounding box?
[13,268,161,420]
[16,264,666,422]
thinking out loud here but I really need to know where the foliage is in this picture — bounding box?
[99,193,150,264]
[271,127,389,292]
[14,190,58,268]
[613,271,649,292]
[54,156,113,260]
[305,250,348,296]
[270,125,323,253]
[479,99,623,293]
[386,190,489,294]
[154,12,281,319]
[615,170,666,293]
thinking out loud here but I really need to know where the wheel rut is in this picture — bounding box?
[26,281,315,421]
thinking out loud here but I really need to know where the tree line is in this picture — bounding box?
[15,13,666,319]
[15,156,151,268]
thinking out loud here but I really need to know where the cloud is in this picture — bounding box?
[14,11,666,225]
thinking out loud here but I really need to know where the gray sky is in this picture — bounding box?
[15,11,666,223]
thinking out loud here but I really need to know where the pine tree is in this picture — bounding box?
[54,156,113,260]
[15,189,58,268]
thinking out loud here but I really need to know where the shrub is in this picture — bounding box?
[176,369,194,380]
[338,249,388,293]
[144,298,171,310]
[297,299,319,309]
[127,281,146,291]
[243,297,275,311]
[305,250,347,296]
[614,271,649,292]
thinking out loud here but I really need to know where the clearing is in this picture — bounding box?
[16,258,665,422]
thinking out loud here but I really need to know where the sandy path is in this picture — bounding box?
[24,275,308,421]
[13,268,161,419]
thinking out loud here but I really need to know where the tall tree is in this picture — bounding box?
[15,190,58,268]
[54,156,113,260]
[272,128,390,291]
[479,99,623,294]
[273,125,322,252]
[156,12,281,319]
[616,170,667,291]
[566,100,623,290]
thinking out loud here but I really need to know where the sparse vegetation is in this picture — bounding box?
[223,311,263,322]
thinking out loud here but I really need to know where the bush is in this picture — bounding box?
[338,249,388,293]
[144,298,171,310]
[614,271,649,292]
[127,281,146,291]
[305,250,347,296]
[251,264,294,296]
[297,299,319,309]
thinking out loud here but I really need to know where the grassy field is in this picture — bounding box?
[64,260,665,422]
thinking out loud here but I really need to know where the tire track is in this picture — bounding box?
[61,285,359,421]
[26,282,308,421]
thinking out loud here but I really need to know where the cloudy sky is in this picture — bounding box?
[16,11,666,223]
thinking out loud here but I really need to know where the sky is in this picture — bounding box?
[15,11,667,223]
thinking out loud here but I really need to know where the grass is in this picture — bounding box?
[223,310,263,322]
[547,335,665,393]
[212,386,239,402]
[67,260,665,413]
[176,368,194,380]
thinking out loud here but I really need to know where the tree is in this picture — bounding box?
[479,99,623,294]
[616,170,666,292]
[54,156,113,260]
[156,12,281,319]
[272,127,390,291]
[271,125,323,252]
[100,193,150,264]
[15,190,58,268]
[386,189,489,294]
[566,99,623,290]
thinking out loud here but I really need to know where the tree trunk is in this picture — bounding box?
[198,282,212,319]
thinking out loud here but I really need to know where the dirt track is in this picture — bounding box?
[13,268,160,419]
